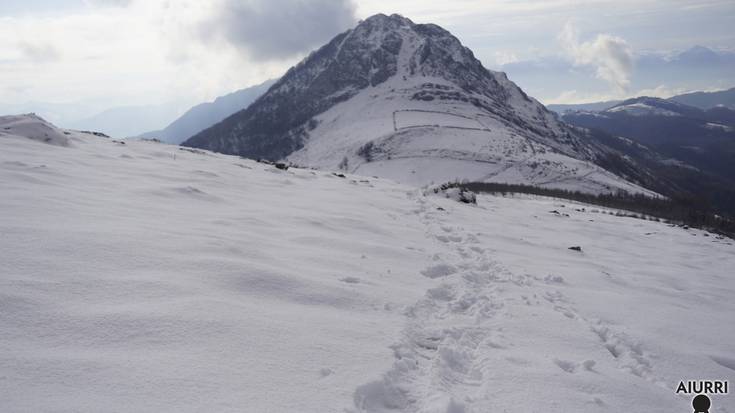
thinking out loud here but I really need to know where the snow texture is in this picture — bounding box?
[1,115,734,412]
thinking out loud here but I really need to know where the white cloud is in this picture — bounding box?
[559,22,634,92]
[0,0,361,108]
[494,51,519,66]
[1,0,732,115]
[17,42,61,63]
[0,1,301,107]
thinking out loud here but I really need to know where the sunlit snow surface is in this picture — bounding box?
[1,116,734,412]
[286,75,653,195]
[607,102,682,117]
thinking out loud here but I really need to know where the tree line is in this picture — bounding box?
[447,181,735,239]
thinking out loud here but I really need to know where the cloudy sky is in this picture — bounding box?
[1,0,734,111]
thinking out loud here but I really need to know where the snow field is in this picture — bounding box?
[287,76,653,195]
[1,122,734,412]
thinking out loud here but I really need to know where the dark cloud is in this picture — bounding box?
[205,0,357,61]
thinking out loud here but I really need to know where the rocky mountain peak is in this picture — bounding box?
[182,14,655,196]
[183,13,507,160]
[358,13,413,30]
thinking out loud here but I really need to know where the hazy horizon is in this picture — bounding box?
[2,0,734,127]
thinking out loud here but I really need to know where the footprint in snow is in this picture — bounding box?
[554,358,577,373]
[553,359,596,373]
[174,186,205,195]
[544,274,565,284]
[435,234,463,243]
[421,264,458,279]
[340,276,361,284]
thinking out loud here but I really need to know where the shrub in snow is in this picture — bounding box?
[426,183,477,204]
[180,147,208,155]
[357,141,375,162]
[445,187,477,204]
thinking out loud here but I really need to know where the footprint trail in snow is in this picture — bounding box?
[353,192,675,413]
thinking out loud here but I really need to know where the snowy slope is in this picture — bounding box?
[286,74,649,194]
[607,102,682,117]
[184,14,653,195]
[0,113,73,146]
[2,115,734,412]
[605,97,703,118]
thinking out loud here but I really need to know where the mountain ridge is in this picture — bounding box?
[547,86,735,114]
[561,97,735,214]
[139,79,275,144]
[183,14,656,195]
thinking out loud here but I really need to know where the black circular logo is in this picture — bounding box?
[692,394,711,413]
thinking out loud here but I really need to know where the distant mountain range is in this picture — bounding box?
[138,80,275,144]
[546,100,623,113]
[0,99,194,139]
[669,87,735,110]
[547,87,735,113]
[68,102,192,138]
[0,100,103,129]
[0,81,275,140]
[182,14,663,195]
[561,96,735,214]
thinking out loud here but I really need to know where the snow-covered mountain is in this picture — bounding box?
[139,79,275,144]
[669,86,735,110]
[547,100,623,114]
[547,88,735,116]
[605,97,704,118]
[183,14,652,194]
[562,97,735,155]
[2,113,733,412]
